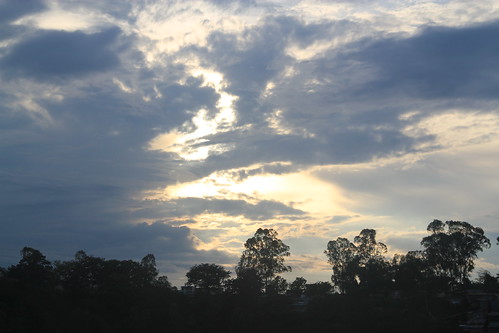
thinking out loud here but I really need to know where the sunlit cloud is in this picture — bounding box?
[131,0,264,65]
[148,67,240,160]
[403,110,499,152]
[13,3,115,32]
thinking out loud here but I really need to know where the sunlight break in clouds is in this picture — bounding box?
[148,68,239,160]
[165,167,350,218]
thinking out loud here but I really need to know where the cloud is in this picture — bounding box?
[0,27,122,81]
[170,197,305,220]
[199,18,499,171]
[347,20,499,100]
[1,0,499,285]
[0,0,46,24]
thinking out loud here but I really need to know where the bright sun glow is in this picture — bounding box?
[150,163,352,218]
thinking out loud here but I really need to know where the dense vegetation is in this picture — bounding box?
[0,221,497,332]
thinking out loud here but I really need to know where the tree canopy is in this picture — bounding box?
[1,219,497,333]
[421,220,491,286]
[236,228,291,293]
[325,229,389,293]
[186,263,231,293]
[289,277,307,296]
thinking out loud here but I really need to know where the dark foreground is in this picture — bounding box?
[0,282,467,333]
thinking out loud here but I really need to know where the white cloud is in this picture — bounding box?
[404,110,499,151]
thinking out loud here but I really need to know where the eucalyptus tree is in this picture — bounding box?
[325,229,389,293]
[236,228,291,293]
[421,220,490,286]
[392,250,430,290]
[324,237,358,293]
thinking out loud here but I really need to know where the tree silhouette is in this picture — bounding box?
[325,229,389,293]
[421,220,490,286]
[354,229,387,260]
[475,270,499,292]
[266,276,288,295]
[289,277,307,296]
[8,247,54,285]
[324,237,358,293]
[230,267,264,296]
[186,263,231,293]
[392,251,430,290]
[236,228,291,293]
[55,251,167,294]
[140,253,159,285]
[305,281,332,296]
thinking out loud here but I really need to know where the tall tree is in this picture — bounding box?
[8,247,54,285]
[186,263,231,293]
[236,228,291,293]
[392,250,430,290]
[325,229,390,293]
[421,220,490,286]
[324,237,358,293]
[140,254,159,285]
[354,229,387,260]
[353,229,390,290]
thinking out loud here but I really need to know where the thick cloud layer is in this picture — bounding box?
[1,0,498,285]
[1,28,121,80]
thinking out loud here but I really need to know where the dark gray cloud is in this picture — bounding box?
[171,197,305,220]
[347,20,499,100]
[0,60,224,272]
[0,174,232,274]
[0,0,47,41]
[199,18,499,171]
[0,28,122,81]
[0,0,46,24]
[128,196,306,223]
[203,16,336,124]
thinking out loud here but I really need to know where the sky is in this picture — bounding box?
[1,0,499,287]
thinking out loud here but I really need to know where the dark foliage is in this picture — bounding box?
[0,220,494,332]
[186,263,231,293]
[421,220,491,287]
[236,228,291,294]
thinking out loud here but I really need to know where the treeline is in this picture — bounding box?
[184,220,498,296]
[0,220,497,332]
[324,220,497,295]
